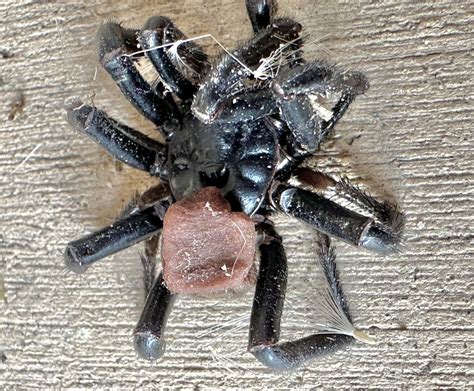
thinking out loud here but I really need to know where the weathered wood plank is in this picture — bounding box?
[1,0,472,388]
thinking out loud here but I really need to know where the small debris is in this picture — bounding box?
[398,322,408,331]
[11,143,42,175]
[221,264,231,277]
[0,49,14,59]
[0,274,4,303]
[7,92,25,120]
[347,133,362,145]
[413,267,419,281]
[113,159,123,172]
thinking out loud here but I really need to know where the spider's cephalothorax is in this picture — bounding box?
[65,0,404,371]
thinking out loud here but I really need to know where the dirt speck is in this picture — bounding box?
[7,92,26,120]
[0,274,5,303]
[0,49,14,59]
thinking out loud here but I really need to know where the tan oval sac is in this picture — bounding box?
[161,187,257,294]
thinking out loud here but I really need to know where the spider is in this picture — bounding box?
[65,0,404,371]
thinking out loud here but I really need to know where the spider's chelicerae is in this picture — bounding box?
[65,0,404,371]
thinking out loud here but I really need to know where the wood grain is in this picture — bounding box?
[1,0,472,388]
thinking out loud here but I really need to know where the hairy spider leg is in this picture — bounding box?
[118,183,170,220]
[133,273,176,360]
[139,16,204,101]
[192,17,302,122]
[248,224,353,370]
[294,168,405,251]
[211,89,278,124]
[273,61,369,158]
[271,183,402,254]
[246,0,278,33]
[66,101,167,177]
[320,91,356,137]
[97,22,180,135]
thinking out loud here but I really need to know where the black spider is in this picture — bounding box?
[65,0,404,371]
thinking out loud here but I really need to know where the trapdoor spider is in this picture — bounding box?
[65,0,404,371]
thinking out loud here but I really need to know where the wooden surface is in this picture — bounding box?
[1,0,472,389]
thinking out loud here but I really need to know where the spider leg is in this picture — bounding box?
[213,89,277,124]
[139,16,209,101]
[64,197,169,273]
[133,272,176,360]
[275,61,369,98]
[294,168,405,244]
[192,17,302,122]
[117,183,170,296]
[246,0,278,33]
[118,183,170,219]
[249,223,353,371]
[71,183,174,360]
[66,100,167,177]
[273,62,369,157]
[130,190,176,361]
[97,22,180,132]
[270,183,402,253]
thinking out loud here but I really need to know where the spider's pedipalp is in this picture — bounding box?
[118,183,170,220]
[117,184,170,297]
[140,235,160,297]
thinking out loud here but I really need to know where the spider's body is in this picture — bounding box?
[165,114,277,214]
[65,0,404,371]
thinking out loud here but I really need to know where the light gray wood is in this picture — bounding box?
[1,0,472,388]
